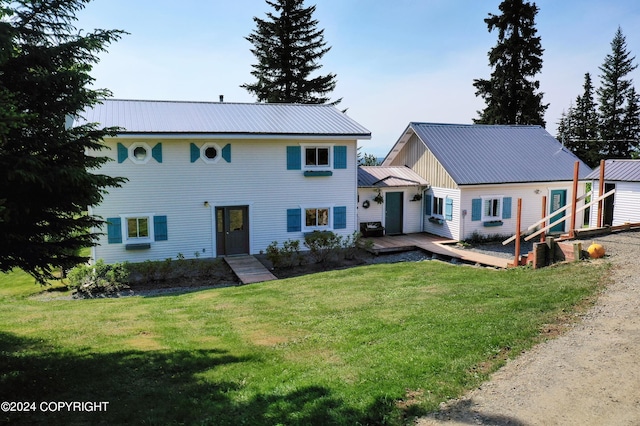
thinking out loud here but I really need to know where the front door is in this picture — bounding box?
[385,192,403,235]
[549,189,567,233]
[216,206,249,256]
[603,183,616,226]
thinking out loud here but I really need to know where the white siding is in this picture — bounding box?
[460,181,586,241]
[91,138,359,263]
[356,187,424,234]
[590,181,640,226]
[423,187,461,240]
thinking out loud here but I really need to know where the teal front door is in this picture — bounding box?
[549,189,567,233]
[385,192,403,235]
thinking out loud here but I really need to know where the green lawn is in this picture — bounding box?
[0,260,607,425]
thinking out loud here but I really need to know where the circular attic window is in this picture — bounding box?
[201,143,222,164]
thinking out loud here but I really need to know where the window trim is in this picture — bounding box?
[481,196,503,222]
[200,142,222,164]
[432,196,444,217]
[128,142,152,164]
[300,204,334,232]
[300,143,334,170]
[120,213,155,243]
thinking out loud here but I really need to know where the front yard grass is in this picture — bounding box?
[0,260,608,425]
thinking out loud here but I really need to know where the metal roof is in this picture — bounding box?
[387,123,591,185]
[585,159,640,182]
[358,166,429,188]
[73,99,371,138]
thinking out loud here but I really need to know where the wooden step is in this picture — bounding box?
[224,255,277,285]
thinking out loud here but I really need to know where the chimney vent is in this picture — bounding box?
[219,95,224,102]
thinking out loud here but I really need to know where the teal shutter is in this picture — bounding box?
[190,143,200,163]
[106,217,122,244]
[222,144,231,162]
[152,143,162,163]
[153,215,168,241]
[117,143,128,163]
[287,208,301,232]
[333,206,347,229]
[445,197,453,221]
[502,197,512,219]
[287,146,301,170]
[471,198,482,221]
[424,194,432,215]
[334,146,347,169]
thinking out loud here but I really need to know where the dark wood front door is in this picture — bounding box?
[216,206,249,256]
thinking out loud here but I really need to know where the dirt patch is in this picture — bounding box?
[417,230,640,426]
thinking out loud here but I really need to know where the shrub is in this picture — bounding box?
[342,231,364,260]
[266,239,303,268]
[68,260,130,298]
[304,231,343,264]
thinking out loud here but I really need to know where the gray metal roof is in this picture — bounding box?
[391,123,591,185]
[358,166,429,188]
[73,99,371,138]
[585,159,640,182]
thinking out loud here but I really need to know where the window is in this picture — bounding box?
[128,142,152,164]
[127,217,150,239]
[305,207,329,229]
[433,197,444,216]
[305,147,330,167]
[482,197,502,221]
[200,142,222,164]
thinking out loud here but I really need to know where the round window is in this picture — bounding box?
[204,146,218,159]
[133,146,147,160]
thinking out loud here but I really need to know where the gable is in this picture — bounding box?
[385,123,592,185]
[383,131,458,189]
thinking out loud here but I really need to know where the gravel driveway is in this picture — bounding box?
[417,230,640,426]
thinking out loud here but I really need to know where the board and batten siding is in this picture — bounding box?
[386,133,458,189]
[91,138,358,263]
[459,181,586,241]
[589,181,640,226]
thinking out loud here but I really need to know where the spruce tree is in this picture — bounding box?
[473,0,548,126]
[562,73,600,167]
[597,27,637,158]
[242,0,338,104]
[622,86,640,156]
[0,0,126,283]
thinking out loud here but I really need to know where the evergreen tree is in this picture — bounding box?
[564,73,600,167]
[622,86,640,157]
[0,0,126,283]
[597,27,638,158]
[473,0,548,126]
[242,0,338,104]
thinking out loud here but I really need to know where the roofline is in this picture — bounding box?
[103,132,371,140]
[458,179,591,187]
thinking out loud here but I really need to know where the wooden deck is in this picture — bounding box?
[364,233,511,268]
[224,255,277,284]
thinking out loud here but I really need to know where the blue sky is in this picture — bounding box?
[76,0,640,156]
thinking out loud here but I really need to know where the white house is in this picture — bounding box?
[79,99,371,264]
[381,123,592,241]
[587,159,640,227]
[357,166,429,235]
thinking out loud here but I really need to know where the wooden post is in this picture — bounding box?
[514,198,522,266]
[540,195,547,243]
[569,161,579,238]
[597,159,605,228]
